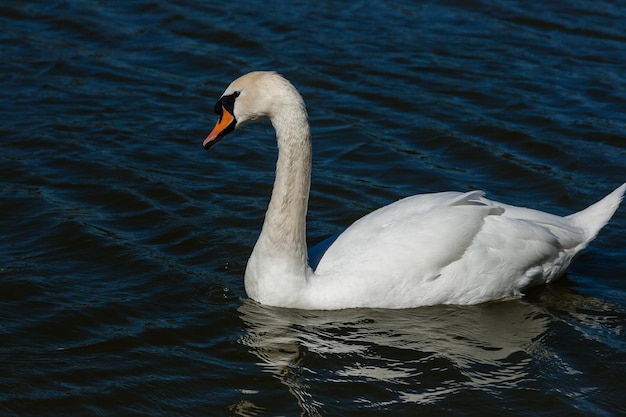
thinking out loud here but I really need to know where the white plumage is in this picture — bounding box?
[203,71,625,310]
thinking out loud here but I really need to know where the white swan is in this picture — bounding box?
[203,71,625,310]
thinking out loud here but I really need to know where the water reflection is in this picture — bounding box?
[528,282,626,351]
[236,298,551,414]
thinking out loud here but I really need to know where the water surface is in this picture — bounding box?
[2,0,625,416]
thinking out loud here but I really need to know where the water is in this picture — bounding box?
[2,0,625,415]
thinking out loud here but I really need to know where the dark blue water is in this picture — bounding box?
[2,1,625,416]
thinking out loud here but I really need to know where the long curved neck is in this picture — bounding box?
[245,101,312,305]
[265,111,312,256]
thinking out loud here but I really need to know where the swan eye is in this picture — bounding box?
[217,92,239,114]
[216,92,239,116]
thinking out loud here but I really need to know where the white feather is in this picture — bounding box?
[205,71,625,309]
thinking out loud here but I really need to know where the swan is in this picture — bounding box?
[202,71,625,310]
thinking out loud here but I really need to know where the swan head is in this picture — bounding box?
[203,71,305,149]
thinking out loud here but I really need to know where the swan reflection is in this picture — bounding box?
[233,282,624,415]
[236,298,551,414]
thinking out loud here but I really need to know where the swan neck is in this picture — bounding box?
[268,113,312,251]
[245,101,312,305]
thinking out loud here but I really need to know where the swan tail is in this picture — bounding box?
[567,182,626,243]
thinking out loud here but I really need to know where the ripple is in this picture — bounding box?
[1,0,625,416]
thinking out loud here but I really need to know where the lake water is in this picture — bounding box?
[2,0,626,416]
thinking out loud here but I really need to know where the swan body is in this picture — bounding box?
[203,71,625,310]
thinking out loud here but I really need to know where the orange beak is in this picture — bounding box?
[203,106,236,149]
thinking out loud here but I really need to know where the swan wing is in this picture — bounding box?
[315,191,498,279]
[311,191,585,308]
